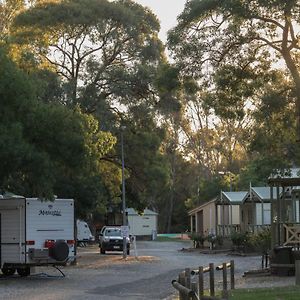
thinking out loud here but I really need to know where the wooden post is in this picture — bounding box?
[296,260,300,286]
[222,262,228,299]
[276,185,280,245]
[230,260,235,290]
[191,282,198,300]
[262,201,264,226]
[270,185,276,249]
[215,202,219,236]
[185,268,191,290]
[280,186,286,245]
[209,263,215,297]
[178,272,185,300]
[198,266,204,297]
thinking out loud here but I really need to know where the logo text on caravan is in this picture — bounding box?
[39,210,62,216]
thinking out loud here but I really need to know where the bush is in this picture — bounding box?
[206,234,223,249]
[248,228,271,254]
[189,233,206,248]
[230,232,250,250]
[215,235,224,247]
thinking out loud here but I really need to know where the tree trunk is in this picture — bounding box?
[282,49,300,140]
[166,152,175,233]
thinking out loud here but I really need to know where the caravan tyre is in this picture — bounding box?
[17,267,30,277]
[51,241,69,261]
[2,267,16,276]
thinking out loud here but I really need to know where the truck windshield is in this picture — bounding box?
[105,229,122,237]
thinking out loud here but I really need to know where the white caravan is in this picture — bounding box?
[0,196,75,276]
[76,220,94,244]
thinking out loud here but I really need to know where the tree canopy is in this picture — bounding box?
[0,46,118,216]
[1,0,299,232]
[169,0,300,136]
[13,0,164,110]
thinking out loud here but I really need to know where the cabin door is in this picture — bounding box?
[197,211,204,235]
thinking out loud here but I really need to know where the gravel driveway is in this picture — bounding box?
[0,240,294,299]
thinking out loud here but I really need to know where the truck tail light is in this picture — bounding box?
[67,240,75,245]
[45,240,55,248]
[26,240,35,245]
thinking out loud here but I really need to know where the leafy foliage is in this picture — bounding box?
[248,228,272,254]
[0,47,119,216]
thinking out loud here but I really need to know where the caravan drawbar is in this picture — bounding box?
[0,196,75,276]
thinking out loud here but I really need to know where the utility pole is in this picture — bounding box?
[121,126,127,259]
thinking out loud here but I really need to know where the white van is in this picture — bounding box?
[76,220,94,244]
[0,196,75,276]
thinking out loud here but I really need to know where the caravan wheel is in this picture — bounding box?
[17,267,30,277]
[1,267,16,276]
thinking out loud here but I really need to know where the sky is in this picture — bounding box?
[134,0,186,42]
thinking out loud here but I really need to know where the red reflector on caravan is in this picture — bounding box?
[45,240,55,248]
[26,240,35,245]
[67,240,75,245]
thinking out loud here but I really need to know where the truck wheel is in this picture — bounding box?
[17,267,30,277]
[1,267,16,276]
[100,248,105,254]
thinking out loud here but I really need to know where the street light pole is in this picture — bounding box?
[121,127,127,259]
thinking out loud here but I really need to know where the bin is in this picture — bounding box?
[270,246,295,276]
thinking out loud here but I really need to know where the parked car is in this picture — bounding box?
[76,220,94,246]
[99,227,130,255]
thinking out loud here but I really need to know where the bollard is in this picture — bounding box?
[178,272,186,300]
[185,268,191,290]
[209,263,215,297]
[222,263,228,299]
[230,260,235,290]
[191,281,198,300]
[198,266,204,297]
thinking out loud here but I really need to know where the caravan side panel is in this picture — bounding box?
[0,198,26,267]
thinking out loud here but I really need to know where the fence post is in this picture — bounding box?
[296,260,300,286]
[222,262,228,299]
[198,266,204,297]
[178,272,186,300]
[209,263,215,297]
[185,268,191,290]
[191,282,198,300]
[230,260,235,290]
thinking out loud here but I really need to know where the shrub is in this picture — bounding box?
[206,234,224,249]
[248,228,271,254]
[189,233,206,248]
[230,232,250,250]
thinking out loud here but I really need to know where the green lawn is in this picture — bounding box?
[229,286,300,300]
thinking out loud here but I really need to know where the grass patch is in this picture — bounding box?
[229,286,300,300]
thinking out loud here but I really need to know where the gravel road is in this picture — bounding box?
[0,240,294,299]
